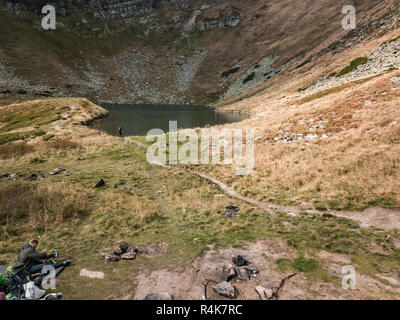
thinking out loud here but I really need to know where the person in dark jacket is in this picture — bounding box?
[18,239,70,274]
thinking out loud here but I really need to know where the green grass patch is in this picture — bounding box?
[0,103,58,134]
[0,129,45,145]
[291,257,320,272]
[42,133,55,141]
[336,57,368,77]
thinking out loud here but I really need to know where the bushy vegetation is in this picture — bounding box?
[222,67,240,78]
[243,72,256,84]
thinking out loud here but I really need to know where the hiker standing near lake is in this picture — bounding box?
[118,125,123,137]
[18,239,70,274]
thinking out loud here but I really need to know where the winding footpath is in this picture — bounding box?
[126,137,400,230]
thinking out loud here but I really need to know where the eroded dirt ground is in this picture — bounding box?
[129,239,400,300]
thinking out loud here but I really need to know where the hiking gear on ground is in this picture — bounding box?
[62,260,71,267]
[232,255,249,267]
[225,206,239,212]
[5,268,30,299]
[52,250,57,258]
[43,292,62,300]
[0,273,6,287]
[23,281,46,300]
[29,262,63,274]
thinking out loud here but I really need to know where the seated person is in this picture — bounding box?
[18,239,70,274]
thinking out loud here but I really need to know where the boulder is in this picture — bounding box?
[213,281,236,299]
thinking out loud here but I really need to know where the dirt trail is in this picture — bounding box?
[51,105,76,132]
[127,137,400,230]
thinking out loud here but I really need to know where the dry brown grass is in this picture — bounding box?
[47,138,80,150]
[0,141,34,159]
[207,62,400,210]
[0,182,89,239]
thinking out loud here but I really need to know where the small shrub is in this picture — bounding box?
[222,67,240,78]
[291,257,320,272]
[243,72,256,84]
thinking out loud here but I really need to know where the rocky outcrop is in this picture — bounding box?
[305,37,400,93]
[197,8,241,32]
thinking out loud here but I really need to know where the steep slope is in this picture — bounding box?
[0,0,398,104]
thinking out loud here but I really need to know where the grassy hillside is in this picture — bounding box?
[0,98,400,299]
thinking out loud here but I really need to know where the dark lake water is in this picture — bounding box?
[93,104,247,136]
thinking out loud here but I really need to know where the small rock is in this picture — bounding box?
[143,293,173,300]
[102,252,121,263]
[235,266,252,280]
[119,241,130,253]
[386,235,400,249]
[49,168,65,175]
[137,242,167,256]
[222,265,236,282]
[94,178,105,188]
[121,251,136,260]
[390,77,400,83]
[213,281,237,299]
[79,268,105,279]
[25,174,37,181]
[255,285,274,300]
